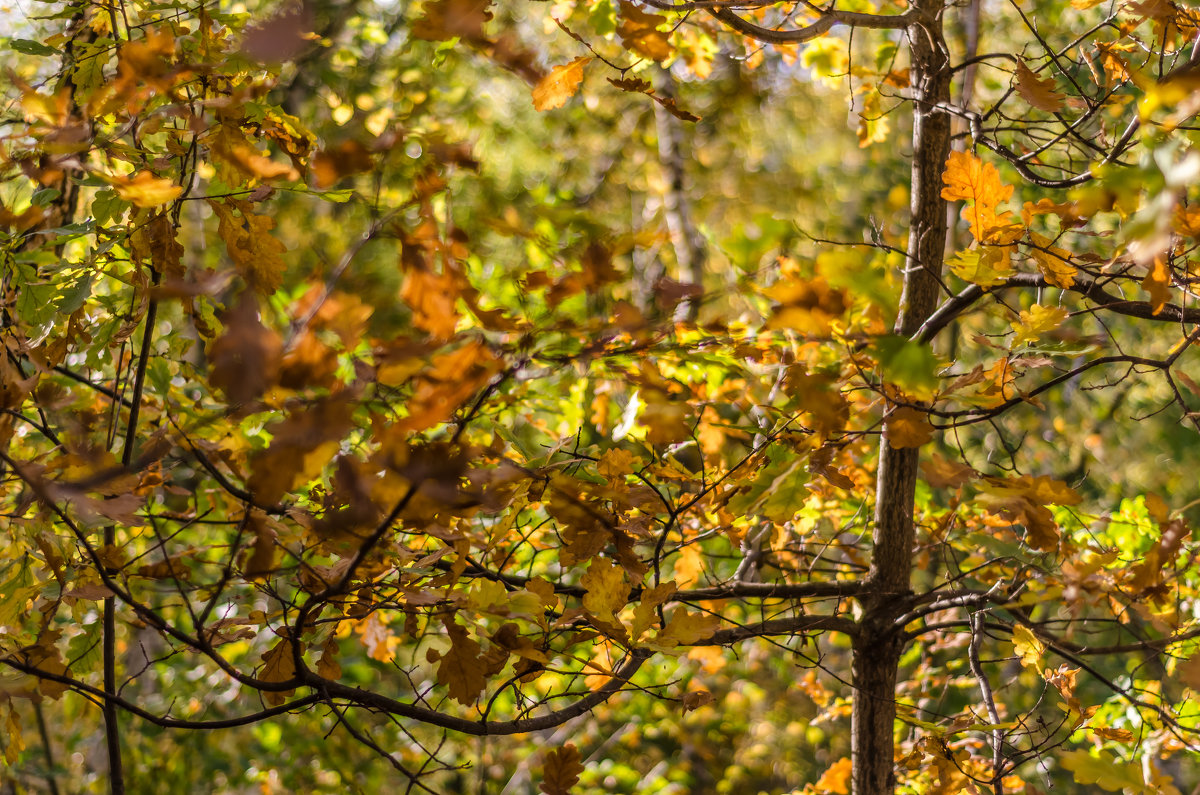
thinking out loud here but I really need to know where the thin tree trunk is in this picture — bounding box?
[653,68,706,323]
[852,1,951,791]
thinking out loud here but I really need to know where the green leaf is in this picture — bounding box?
[10,39,58,56]
[871,335,941,399]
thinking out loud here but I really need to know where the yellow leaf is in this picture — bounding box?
[1029,232,1077,288]
[655,606,719,647]
[581,557,630,624]
[947,246,1013,286]
[1015,60,1065,112]
[1011,303,1069,347]
[112,171,183,208]
[856,90,890,148]
[532,57,591,112]
[1059,750,1150,793]
[802,38,849,87]
[885,406,934,449]
[1012,625,1044,668]
[630,582,676,642]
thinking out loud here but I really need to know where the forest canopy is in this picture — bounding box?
[4,0,1200,792]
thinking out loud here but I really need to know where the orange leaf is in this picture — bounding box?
[814,757,851,794]
[941,151,1018,242]
[209,199,288,294]
[886,406,935,449]
[1142,256,1171,315]
[533,57,591,111]
[401,268,461,339]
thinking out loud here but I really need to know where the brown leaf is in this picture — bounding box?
[259,637,303,706]
[429,618,487,705]
[540,744,585,795]
[617,1,672,61]
[240,1,313,63]
[1015,61,1065,113]
[207,292,282,405]
[682,689,714,712]
[242,510,277,580]
[312,140,374,188]
[412,0,492,42]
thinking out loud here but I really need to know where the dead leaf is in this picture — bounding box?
[540,744,584,795]
[1015,61,1065,113]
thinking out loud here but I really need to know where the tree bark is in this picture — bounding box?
[852,2,951,792]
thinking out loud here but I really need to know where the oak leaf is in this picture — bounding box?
[429,618,487,705]
[259,637,303,706]
[885,406,934,449]
[207,292,282,404]
[401,267,461,339]
[209,199,288,294]
[682,689,714,713]
[1011,303,1069,347]
[539,744,584,795]
[1015,61,1065,112]
[814,757,851,794]
[1141,256,1171,315]
[1029,232,1077,288]
[1012,625,1044,668]
[941,151,1019,243]
[617,1,672,61]
[533,57,591,111]
[111,171,182,208]
[581,557,630,626]
[654,607,719,648]
[947,246,1013,287]
[1059,750,1152,793]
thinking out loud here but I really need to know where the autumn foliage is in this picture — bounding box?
[5,0,1200,792]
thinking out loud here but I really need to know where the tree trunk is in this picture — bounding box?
[851,2,951,792]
